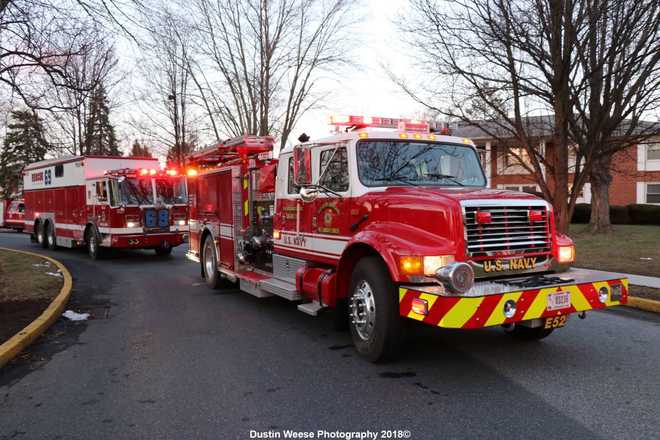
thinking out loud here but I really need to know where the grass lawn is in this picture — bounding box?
[569,224,660,277]
[0,249,63,343]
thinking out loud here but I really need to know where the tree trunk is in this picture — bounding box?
[589,154,613,233]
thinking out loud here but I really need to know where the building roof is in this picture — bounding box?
[452,115,660,142]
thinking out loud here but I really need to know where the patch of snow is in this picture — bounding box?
[32,262,51,268]
[62,310,90,321]
[45,271,63,278]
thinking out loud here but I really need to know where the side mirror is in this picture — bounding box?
[299,186,319,202]
[293,145,312,186]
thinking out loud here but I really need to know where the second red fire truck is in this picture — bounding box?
[22,156,188,258]
[187,116,628,362]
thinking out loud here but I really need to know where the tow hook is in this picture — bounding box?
[578,311,587,319]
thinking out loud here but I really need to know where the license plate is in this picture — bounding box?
[544,315,568,329]
[547,291,571,311]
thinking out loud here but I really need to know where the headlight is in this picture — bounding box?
[127,221,136,228]
[177,219,187,226]
[423,255,455,276]
[557,245,575,263]
[399,255,456,276]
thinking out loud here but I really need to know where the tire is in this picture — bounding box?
[36,222,47,248]
[348,257,403,362]
[154,242,173,256]
[86,227,103,260]
[504,323,554,340]
[202,235,225,289]
[46,222,58,250]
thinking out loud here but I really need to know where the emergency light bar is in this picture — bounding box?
[329,115,449,134]
[105,168,181,178]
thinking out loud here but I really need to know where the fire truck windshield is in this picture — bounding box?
[356,140,486,187]
[117,177,154,205]
[155,177,187,205]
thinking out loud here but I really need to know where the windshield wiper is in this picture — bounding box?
[374,175,419,186]
[425,173,465,186]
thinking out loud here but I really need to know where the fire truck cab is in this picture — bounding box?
[23,156,188,259]
[0,198,25,231]
[187,116,628,362]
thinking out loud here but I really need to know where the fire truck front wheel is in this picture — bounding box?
[349,257,404,362]
[504,323,554,340]
[86,227,104,260]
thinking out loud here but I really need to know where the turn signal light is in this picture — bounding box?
[186,168,198,177]
[399,256,423,275]
[557,245,575,263]
[272,229,281,240]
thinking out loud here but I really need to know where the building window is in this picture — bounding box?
[646,143,660,161]
[504,147,531,168]
[499,184,538,193]
[646,183,660,203]
[55,164,64,178]
[319,147,349,192]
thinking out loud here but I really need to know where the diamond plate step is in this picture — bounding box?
[297,301,324,316]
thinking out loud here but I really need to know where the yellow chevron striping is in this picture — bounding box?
[523,289,550,320]
[243,177,248,189]
[398,288,408,302]
[568,285,592,311]
[244,200,249,216]
[485,291,522,327]
[438,297,484,328]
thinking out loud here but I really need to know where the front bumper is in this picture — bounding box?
[399,268,628,329]
[108,232,185,249]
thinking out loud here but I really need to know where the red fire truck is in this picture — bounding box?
[0,197,25,231]
[187,116,628,362]
[23,156,188,258]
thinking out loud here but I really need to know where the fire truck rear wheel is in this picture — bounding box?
[348,257,403,362]
[36,222,47,248]
[46,222,58,250]
[504,323,554,340]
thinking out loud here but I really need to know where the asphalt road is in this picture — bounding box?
[1,231,659,440]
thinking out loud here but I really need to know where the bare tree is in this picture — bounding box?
[394,0,585,233]
[131,7,199,166]
[45,25,119,155]
[189,0,354,149]
[568,0,660,232]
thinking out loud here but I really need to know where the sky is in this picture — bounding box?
[110,0,425,157]
[293,0,421,144]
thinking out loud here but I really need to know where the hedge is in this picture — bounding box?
[571,203,660,225]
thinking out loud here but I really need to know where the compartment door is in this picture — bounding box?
[217,171,235,270]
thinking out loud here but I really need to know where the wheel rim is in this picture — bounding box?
[350,280,377,341]
[204,240,215,277]
[37,228,44,243]
[48,228,54,245]
[89,234,97,254]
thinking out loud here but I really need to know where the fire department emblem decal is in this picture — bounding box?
[318,202,340,234]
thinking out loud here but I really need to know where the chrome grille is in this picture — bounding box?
[463,203,551,257]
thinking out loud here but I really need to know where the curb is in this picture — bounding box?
[0,247,73,368]
[627,296,660,314]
